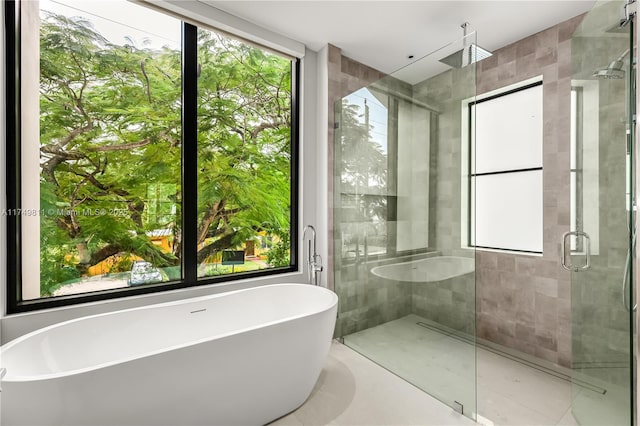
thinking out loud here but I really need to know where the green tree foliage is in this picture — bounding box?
[38,12,291,293]
[195,30,291,263]
[266,232,291,268]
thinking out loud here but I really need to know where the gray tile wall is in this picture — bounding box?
[330,48,476,338]
[327,46,414,337]
[334,262,412,337]
[328,45,386,295]
[412,271,475,335]
[470,16,583,368]
[413,68,475,256]
[569,3,632,386]
[411,66,477,336]
[405,16,583,368]
[469,10,631,374]
[329,11,630,374]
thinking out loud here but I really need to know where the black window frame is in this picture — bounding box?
[4,0,300,313]
[467,80,543,255]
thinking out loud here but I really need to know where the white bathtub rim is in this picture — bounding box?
[1,283,338,382]
[376,255,473,267]
[370,255,475,282]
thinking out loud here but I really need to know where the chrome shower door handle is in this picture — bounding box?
[583,231,592,271]
[561,231,591,272]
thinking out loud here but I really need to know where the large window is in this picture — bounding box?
[468,81,543,254]
[5,0,298,311]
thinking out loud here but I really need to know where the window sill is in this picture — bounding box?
[1,269,307,343]
[8,266,301,314]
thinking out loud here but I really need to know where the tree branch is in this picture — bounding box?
[88,131,167,152]
[196,233,236,264]
[63,166,130,197]
[140,59,152,103]
[197,200,224,245]
[57,121,95,149]
[87,241,178,269]
[249,121,287,140]
[89,138,153,152]
[41,145,88,160]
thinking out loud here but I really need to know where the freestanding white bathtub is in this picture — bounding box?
[0,283,338,426]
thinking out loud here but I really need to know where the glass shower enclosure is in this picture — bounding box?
[333,33,478,420]
[569,1,635,424]
[333,1,636,424]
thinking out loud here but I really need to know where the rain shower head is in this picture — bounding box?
[593,48,629,80]
[439,43,493,68]
[593,60,626,79]
[438,22,493,69]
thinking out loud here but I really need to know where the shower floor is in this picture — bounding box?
[343,314,628,426]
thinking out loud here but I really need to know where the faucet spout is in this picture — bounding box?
[303,225,323,285]
[303,225,316,257]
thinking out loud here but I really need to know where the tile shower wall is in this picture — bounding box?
[569,5,631,387]
[413,68,475,256]
[471,17,583,368]
[328,45,386,294]
[408,17,582,367]
[411,11,629,372]
[332,8,630,378]
[411,272,475,335]
[410,67,476,336]
[328,46,414,337]
[331,46,476,337]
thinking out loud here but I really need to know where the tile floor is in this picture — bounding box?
[340,314,629,426]
[269,341,474,426]
[272,315,630,425]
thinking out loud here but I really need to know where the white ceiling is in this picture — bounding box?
[202,0,596,79]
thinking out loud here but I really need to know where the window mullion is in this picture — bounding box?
[7,0,22,308]
[182,22,198,283]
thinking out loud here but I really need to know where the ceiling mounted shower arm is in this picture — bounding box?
[461,22,470,37]
[616,48,632,63]
[461,22,471,47]
[622,0,636,26]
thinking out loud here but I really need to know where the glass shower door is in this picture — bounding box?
[334,33,477,421]
[569,1,635,424]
